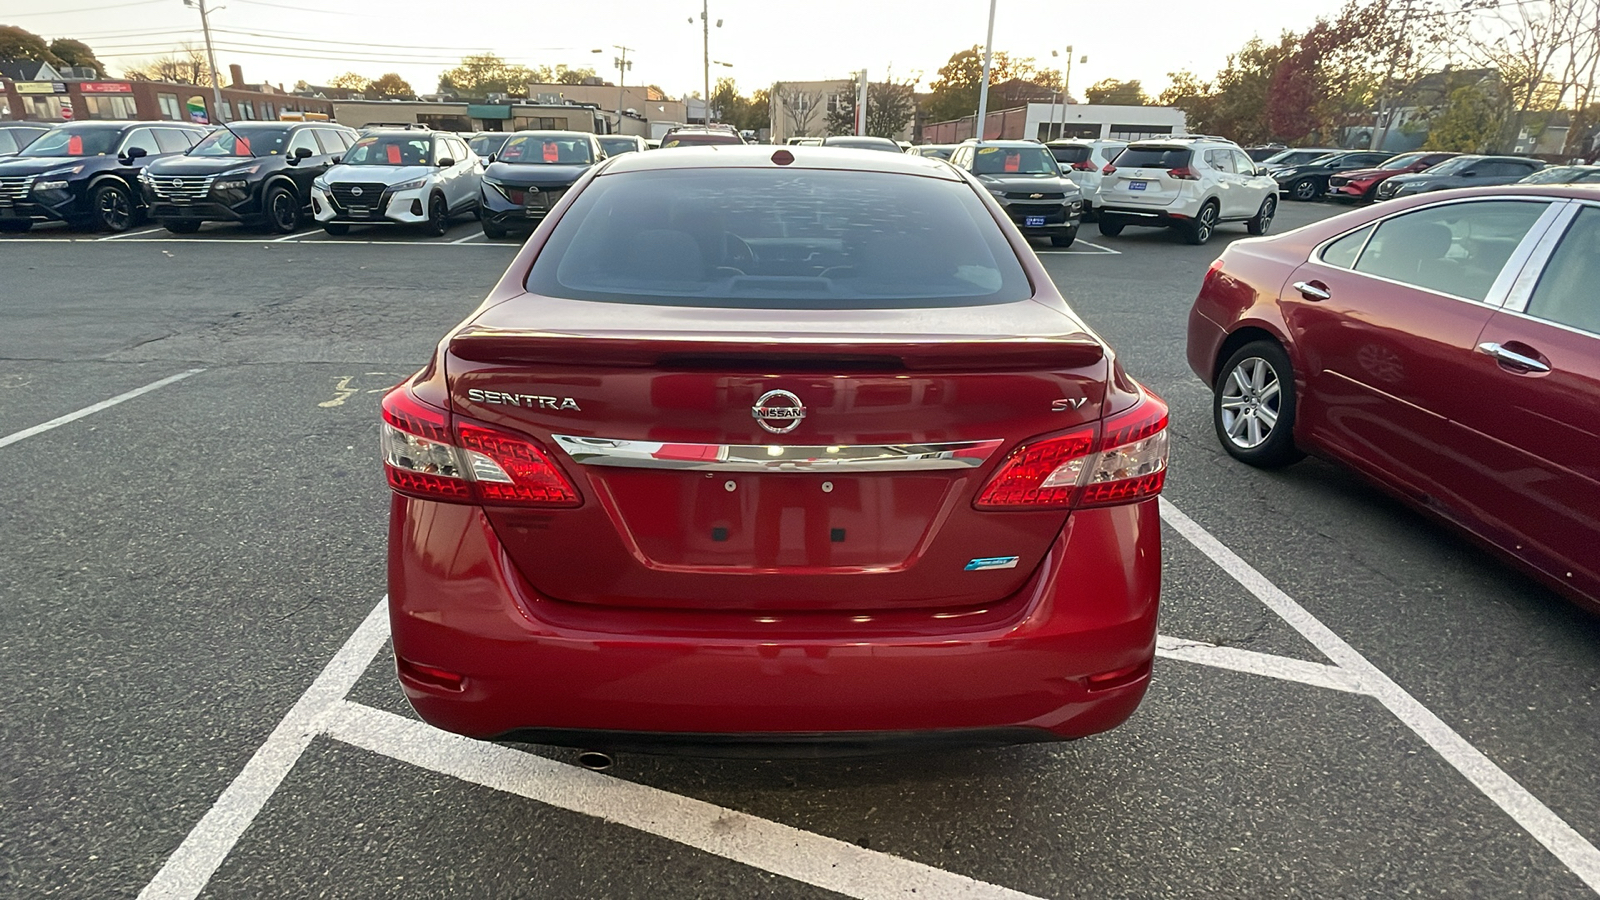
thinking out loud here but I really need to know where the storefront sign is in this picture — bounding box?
[80,82,134,94]
[14,81,67,95]
[186,95,208,124]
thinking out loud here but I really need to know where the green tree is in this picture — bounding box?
[367,73,414,99]
[553,65,595,85]
[1084,78,1149,105]
[438,54,535,98]
[925,45,1060,123]
[47,38,105,76]
[328,72,370,91]
[1421,84,1502,152]
[1159,70,1218,134]
[825,75,916,138]
[0,26,60,66]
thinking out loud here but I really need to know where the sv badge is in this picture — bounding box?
[1051,398,1089,412]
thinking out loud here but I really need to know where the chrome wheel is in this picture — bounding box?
[1291,179,1317,201]
[1219,356,1282,449]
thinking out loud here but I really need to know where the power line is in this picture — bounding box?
[3,0,165,17]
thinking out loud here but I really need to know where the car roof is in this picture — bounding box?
[505,129,596,140]
[599,144,964,180]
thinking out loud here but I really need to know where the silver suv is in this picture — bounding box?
[1097,136,1278,245]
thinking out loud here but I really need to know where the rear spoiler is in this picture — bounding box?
[448,328,1105,372]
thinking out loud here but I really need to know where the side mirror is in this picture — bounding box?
[123,146,148,161]
[330,155,341,165]
[1459,170,1478,178]
[437,157,454,168]
[294,146,313,159]
[485,153,495,164]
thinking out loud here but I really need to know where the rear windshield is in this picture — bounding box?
[661,132,743,147]
[524,168,1031,310]
[499,134,592,165]
[1114,147,1192,169]
[598,136,641,156]
[1049,145,1092,164]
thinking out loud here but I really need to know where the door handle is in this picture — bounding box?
[1293,281,1331,301]
[1477,342,1551,373]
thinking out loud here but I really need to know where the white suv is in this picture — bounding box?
[1046,139,1125,218]
[312,130,481,236]
[1096,137,1278,245]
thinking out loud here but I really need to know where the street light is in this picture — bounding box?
[1049,47,1087,140]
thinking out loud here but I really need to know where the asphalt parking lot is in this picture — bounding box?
[3,201,1599,900]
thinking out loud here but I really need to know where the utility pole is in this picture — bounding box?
[613,44,634,121]
[856,68,869,135]
[702,1,710,122]
[183,0,226,122]
[974,0,997,142]
[1370,0,1416,151]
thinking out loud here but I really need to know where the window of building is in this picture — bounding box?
[237,100,255,120]
[220,100,233,121]
[26,96,69,120]
[418,113,471,131]
[83,95,139,120]
[157,92,182,120]
[1107,124,1173,142]
[826,93,840,114]
[262,101,274,120]
[510,116,563,131]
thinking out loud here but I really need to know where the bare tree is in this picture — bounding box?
[123,45,215,86]
[772,83,824,139]
[1453,0,1598,151]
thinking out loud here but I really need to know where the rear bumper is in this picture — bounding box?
[1099,204,1189,227]
[1186,304,1228,386]
[388,496,1160,750]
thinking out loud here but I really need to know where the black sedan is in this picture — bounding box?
[0,121,206,233]
[478,131,605,239]
[1272,150,1391,201]
[140,122,358,234]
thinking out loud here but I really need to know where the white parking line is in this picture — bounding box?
[0,369,203,450]
[1159,497,1600,894]
[1036,239,1120,256]
[137,599,392,900]
[448,231,486,244]
[270,231,306,242]
[97,226,165,241]
[329,702,1045,900]
[1155,635,1365,694]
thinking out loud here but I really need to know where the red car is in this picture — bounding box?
[383,147,1170,754]
[1188,185,1600,614]
[1327,151,1458,202]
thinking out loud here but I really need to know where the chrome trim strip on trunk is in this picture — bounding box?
[552,435,1004,472]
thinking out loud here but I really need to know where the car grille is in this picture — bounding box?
[0,176,33,201]
[1327,175,1349,188]
[147,174,214,201]
[1003,191,1067,200]
[329,182,389,209]
[522,186,567,208]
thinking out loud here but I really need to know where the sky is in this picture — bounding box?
[8,0,1352,100]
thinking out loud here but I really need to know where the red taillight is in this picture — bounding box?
[975,390,1169,510]
[1101,163,1117,175]
[1167,166,1200,181]
[397,656,466,692]
[381,388,580,507]
[1072,161,1096,171]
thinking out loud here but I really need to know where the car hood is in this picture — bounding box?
[1384,172,1441,186]
[322,164,437,185]
[0,156,112,177]
[484,161,589,187]
[145,156,274,176]
[977,173,1080,195]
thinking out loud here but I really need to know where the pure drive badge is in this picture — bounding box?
[467,388,581,411]
[964,556,1020,571]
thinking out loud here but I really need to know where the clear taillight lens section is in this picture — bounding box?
[381,388,579,507]
[975,389,1168,510]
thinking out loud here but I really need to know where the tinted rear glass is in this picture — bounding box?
[1049,145,1092,164]
[1114,147,1191,169]
[524,169,1031,310]
[661,132,743,147]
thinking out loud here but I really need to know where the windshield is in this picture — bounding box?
[525,168,1030,310]
[342,135,432,166]
[914,145,954,159]
[189,127,289,157]
[973,146,1059,175]
[18,127,119,158]
[469,134,508,158]
[1379,153,1427,170]
[1423,156,1479,176]
[498,134,593,165]
[598,137,640,156]
[661,132,743,147]
[1519,166,1597,184]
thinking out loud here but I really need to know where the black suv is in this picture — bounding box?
[1271,150,1391,201]
[140,121,358,233]
[0,122,50,157]
[946,140,1083,247]
[479,131,604,239]
[0,120,207,233]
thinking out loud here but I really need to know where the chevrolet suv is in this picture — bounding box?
[946,140,1082,247]
[312,130,481,236]
[1097,137,1278,245]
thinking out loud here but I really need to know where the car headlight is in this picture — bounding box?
[482,176,503,188]
[1399,181,1425,191]
[987,186,1007,198]
[213,179,249,192]
[389,178,427,192]
[33,179,69,192]
[312,177,330,191]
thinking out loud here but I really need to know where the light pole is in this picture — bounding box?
[182,0,226,122]
[612,44,634,122]
[974,0,997,142]
[689,3,722,124]
[1050,47,1086,140]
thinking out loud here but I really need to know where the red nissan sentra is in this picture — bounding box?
[1188,184,1600,615]
[382,146,1168,755]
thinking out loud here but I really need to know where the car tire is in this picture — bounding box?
[0,220,31,234]
[1213,340,1304,468]
[1289,179,1319,201]
[164,220,202,234]
[90,182,134,233]
[1097,217,1125,237]
[1051,226,1078,248]
[422,192,449,236]
[1246,195,1276,236]
[481,218,507,239]
[264,184,300,234]
[1183,201,1219,245]
[322,222,351,236]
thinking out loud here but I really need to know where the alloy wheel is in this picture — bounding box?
[98,189,131,231]
[270,190,296,231]
[1292,180,1316,201]
[1195,205,1217,243]
[1218,356,1282,449]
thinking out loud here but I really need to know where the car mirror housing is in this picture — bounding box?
[294,146,313,159]
[437,157,455,168]
[330,155,341,164]
[123,146,148,161]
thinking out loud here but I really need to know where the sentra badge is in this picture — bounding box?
[467,388,581,411]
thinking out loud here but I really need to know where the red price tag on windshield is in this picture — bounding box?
[386,144,401,164]
[68,135,83,155]
[542,142,558,163]
[1004,152,1021,173]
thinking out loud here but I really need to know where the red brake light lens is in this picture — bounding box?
[1101,163,1117,175]
[1071,160,1096,171]
[975,390,1168,510]
[381,388,580,507]
[1168,166,1200,181]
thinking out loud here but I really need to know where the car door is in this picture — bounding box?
[1282,197,1562,501]
[1449,201,1600,602]
[1232,149,1270,214]
[1202,149,1239,216]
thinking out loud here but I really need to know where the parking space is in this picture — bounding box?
[4,198,1598,899]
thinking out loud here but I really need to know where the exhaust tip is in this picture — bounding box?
[576,750,613,771]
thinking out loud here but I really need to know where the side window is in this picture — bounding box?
[1354,200,1550,301]
[1525,206,1600,335]
[1320,224,1375,269]
[1232,150,1257,174]
[433,138,451,163]
[0,131,17,155]
[153,129,191,153]
[121,128,160,156]
[310,129,342,154]
[288,128,321,157]
[1205,149,1234,173]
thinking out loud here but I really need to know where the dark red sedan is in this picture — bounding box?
[1327,151,1458,202]
[383,147,1169,754]
[1189,185,1600,613]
